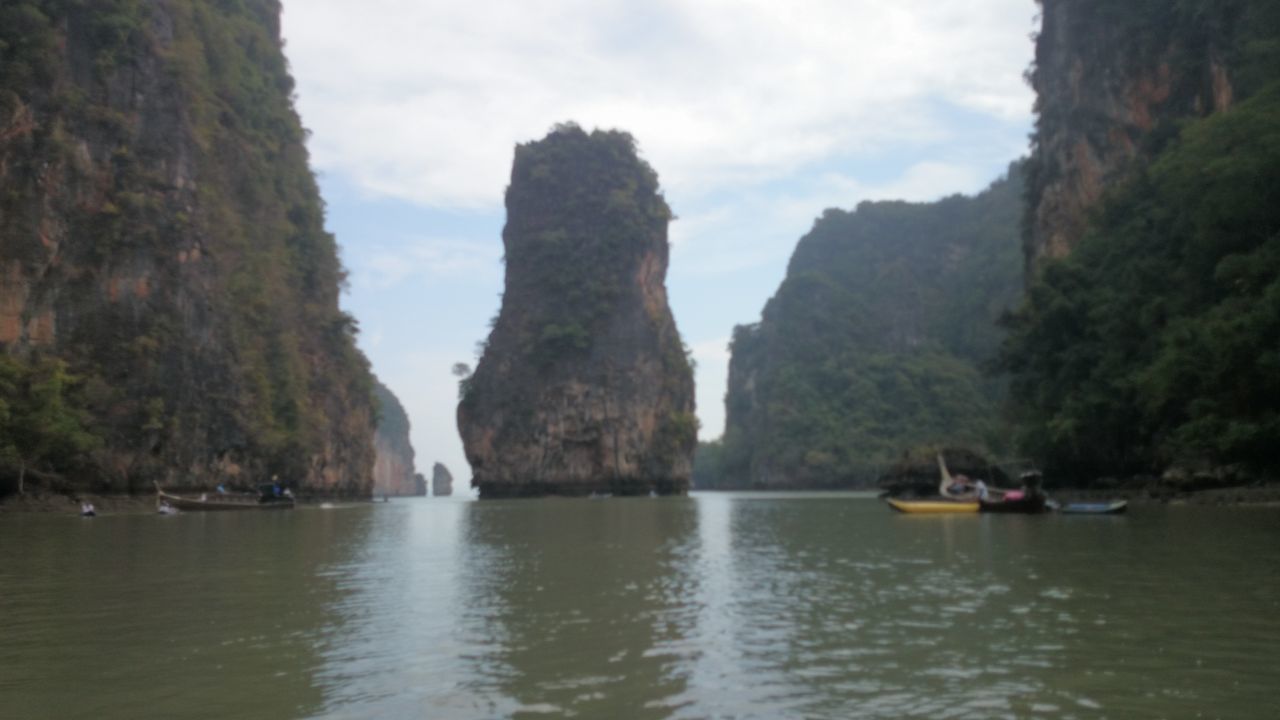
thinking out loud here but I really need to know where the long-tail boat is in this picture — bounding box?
[888,455,1049,514]
[886,498,980,514]
[154,482,294,511]
[978,494,1049,514]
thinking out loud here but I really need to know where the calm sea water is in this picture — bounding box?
[2,493,1279,719]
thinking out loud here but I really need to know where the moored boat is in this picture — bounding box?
[154,483,295,511]
[886,498,979,514]
[979,494,1049,514]
[1060,499,1127,515]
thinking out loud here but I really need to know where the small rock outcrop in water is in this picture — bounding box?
[457,124,696,498]
[372,380,421,496]
[431,463,453,497]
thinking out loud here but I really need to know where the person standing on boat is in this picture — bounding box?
[974,479,989,500]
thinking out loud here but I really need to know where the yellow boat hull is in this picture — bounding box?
[887,498,980,514]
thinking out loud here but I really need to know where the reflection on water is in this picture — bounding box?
[659,497,1050,718]
[2,495,1280,719]
[456,498,701,718]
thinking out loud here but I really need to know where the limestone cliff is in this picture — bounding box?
[0,2,375,494]
[372,380,420,496]
[457,124,696,498]
[431,462,453,497]
[1002,0,1280,482]
[1025,0,1247,271]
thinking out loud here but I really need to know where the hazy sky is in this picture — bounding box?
[279,0,1039,487]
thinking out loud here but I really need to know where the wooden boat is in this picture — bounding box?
[1060,499,1128,515]
[887,498,979,514]
[154,483,294,511]
[979,494,1049,514]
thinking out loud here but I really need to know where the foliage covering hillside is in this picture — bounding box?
[1002,84,1280,482]
[707,166,1025,489]
[1005,0,1280,484]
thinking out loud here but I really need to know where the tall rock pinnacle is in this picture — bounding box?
[457,124,696,498]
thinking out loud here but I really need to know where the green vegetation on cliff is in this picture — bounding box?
[1002,84,1280,482]
[709,166,1025,489]
[496,122,674,367]
[0,1,374,493]
[1006,0,1280,484]
[0,356,100,493]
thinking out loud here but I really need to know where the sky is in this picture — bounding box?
[278,0,1040,487]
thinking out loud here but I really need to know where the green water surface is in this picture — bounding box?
[1,493,1278,719]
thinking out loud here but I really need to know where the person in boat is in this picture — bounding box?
[974,479,989,500]
[1020,470,1045,498]
[945,473,975,497]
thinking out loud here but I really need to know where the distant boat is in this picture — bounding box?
[154,482,294,511]
[886,498,979,514]
[1060,499,1128,515]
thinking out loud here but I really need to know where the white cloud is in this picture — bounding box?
[281,0,1039,470]
[351,237,502,290]
[689,335,732,439]
[775,160,990,226]
[282,0,1037,209]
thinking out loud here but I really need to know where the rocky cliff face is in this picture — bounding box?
[431,462,453,497]
[1025,0,1244,272]
[457,125,696,498]
[372,380,419,496]
[0,2,375,494]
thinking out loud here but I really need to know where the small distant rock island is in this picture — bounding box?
[457,123,696,499]
[431,462,453,497]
